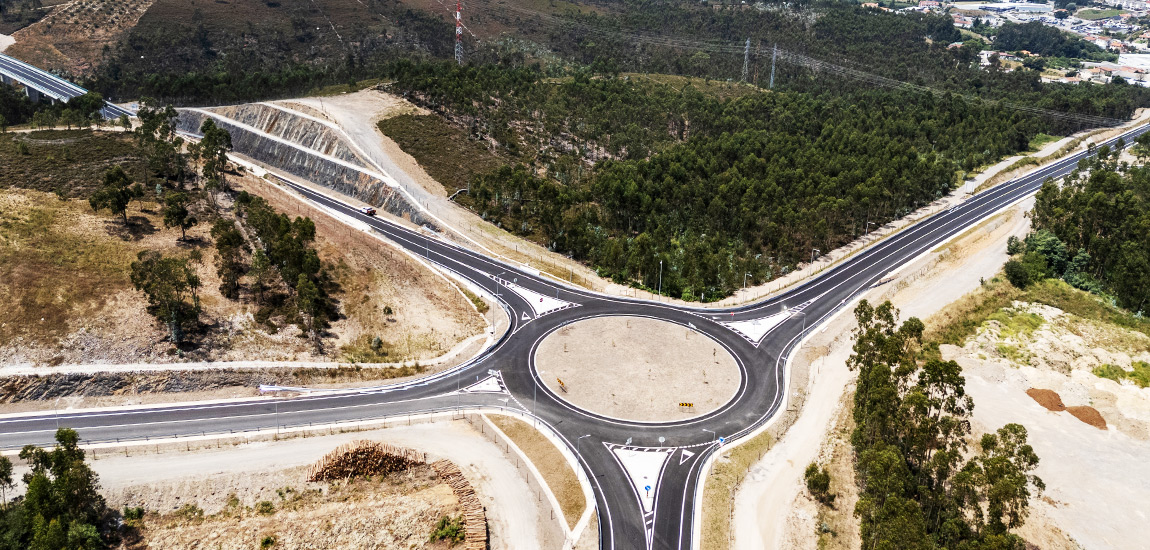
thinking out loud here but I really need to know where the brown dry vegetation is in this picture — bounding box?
[377,113,506,195]
[0,130,481,368]
[0,188,170,358]
[236,174,484,364]
[6,0,154,75]
[487,415,585,529]
[811,391,861,550]
[0,130,147,195]
[125,464,462,550]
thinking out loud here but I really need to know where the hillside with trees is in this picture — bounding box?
[1012,140,1150,313]
[992,21,1116,62]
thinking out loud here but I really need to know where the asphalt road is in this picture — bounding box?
[0,53,134,119]
[1,122,1146,549]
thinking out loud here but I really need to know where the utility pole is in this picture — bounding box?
[742,38,751,82]
[769,44,778,89]
[455,0,464,66]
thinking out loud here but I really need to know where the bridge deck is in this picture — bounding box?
[0,53,134,119]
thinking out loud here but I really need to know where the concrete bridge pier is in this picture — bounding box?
[0,74,11,86]
[25,86,40,103]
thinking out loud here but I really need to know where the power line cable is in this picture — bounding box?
[463,0,1123,126]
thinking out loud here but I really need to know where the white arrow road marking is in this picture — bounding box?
[679,448,695,465]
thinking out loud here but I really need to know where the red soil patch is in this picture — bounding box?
[1066,406,1107,430]
[1026,388,1066,412]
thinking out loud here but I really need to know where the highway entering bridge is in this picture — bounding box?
[1,118,1145,548]
[0,53,133,119]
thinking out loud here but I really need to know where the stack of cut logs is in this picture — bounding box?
[306,440,427,482]
[305,441,488,549]
[431,460,488,550]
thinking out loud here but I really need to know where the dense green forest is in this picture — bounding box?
[381,61,1043,299]
[848,300,1043,550]
[1017,141,1150,313]
[992,22,1116,62]
[71,0,1150,301]
[88,0,1150,128]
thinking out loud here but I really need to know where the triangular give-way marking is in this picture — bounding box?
[679,449,695,465]
[521,311,531,321]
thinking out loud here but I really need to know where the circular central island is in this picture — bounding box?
[533,316,742,422]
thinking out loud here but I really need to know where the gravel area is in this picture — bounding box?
[534,316,740,422]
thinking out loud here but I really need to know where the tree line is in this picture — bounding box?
[0,429,117,550]
[844,300,1043,550]
[1017,140,1150,313]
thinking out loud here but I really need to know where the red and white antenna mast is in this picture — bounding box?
[454,0,463,65]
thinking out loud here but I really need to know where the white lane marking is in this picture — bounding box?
[611,446,673,514]
[505,281,576,316]
[720,311,789,344]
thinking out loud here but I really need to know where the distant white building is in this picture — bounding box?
[979,3,1052,13]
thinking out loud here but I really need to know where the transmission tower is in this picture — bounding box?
[769,44,778,89]
[455,0,464,65]
[742,38,750,82]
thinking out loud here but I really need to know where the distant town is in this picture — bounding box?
[860,0,1150,84]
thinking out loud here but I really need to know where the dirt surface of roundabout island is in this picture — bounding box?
[533,316,742,422]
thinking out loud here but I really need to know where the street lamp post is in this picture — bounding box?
[577,434,591,456]
[743,272,752,291]
[658,260,663,298]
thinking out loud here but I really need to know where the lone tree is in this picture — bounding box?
[196,119,232,192]
[0,455,12,508]
[89,166,143,225]
[162,192,197,240]
[130,250,202,343]
[211,219,249,299]
[249,248,273,305]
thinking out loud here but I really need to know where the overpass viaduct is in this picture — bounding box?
[0,52,134,119]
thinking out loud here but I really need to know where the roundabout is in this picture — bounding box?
[4,124,1145,550]
[533,316,742,422]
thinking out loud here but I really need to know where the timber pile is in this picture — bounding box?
[431,460,488,550]
[307,440,427,482]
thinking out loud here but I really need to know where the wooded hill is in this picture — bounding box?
[75,0,1150,300]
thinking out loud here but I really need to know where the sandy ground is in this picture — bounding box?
[732,198,1035,550]
[0,33,13,52]
[535,316,741,421]
[942,312,1150,549]
[954,355,1149,550]
[10,421,550,550]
